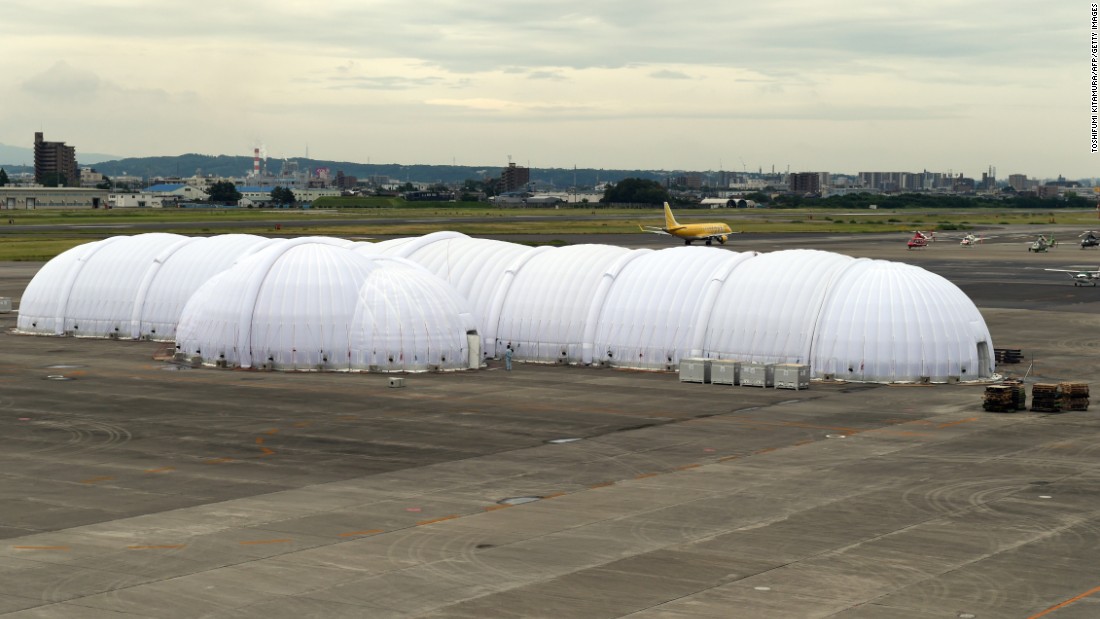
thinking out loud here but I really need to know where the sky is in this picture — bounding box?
[0,1,1092,180]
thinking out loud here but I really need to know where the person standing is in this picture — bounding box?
[504,345,513,371]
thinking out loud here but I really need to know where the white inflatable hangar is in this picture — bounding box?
[17,232,995,382]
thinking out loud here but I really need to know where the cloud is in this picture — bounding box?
[21,61,102,98]
[650,70,691,80]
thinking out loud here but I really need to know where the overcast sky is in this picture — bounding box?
[1,1,1091,180]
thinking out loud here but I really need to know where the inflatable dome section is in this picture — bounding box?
[17,233,193,338]
[16,234,315,340]
[358,232,538,352]
[173,239,478,372]
[489,243,632,363]
[810,259,993,383]
[590,246,757,370]
[699,249,857,367]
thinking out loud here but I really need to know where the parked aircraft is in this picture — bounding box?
[640,203,733,245]
[1080,231,1099,249]
[958,233,994,246]
[1028,235,1056,252]
[1044,266,1100,286]
[907,231,931,249]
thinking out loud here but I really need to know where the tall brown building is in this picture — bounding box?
[501,162,530,193]
[34,132,79,187]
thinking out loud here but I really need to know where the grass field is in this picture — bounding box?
[0,204,1094,261]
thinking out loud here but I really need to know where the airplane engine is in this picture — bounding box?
[717,235,728,245]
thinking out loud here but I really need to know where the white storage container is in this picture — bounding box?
[679,358,712,383]
[741,362,775,387]
[774,363,810,390]
[710,360,741,385]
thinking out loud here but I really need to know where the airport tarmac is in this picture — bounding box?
[2,229,1100,618]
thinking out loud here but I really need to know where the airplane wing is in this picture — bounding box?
[1043,269,1089,279]
[639,225,671,236]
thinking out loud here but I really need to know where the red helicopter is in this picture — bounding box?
[907,230,935,249]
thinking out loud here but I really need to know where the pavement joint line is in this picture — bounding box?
[13,546,70,551]
[937,417,980,429]
[204,457,235,464]
[1026,583,1100,618]
[416,515,459,526]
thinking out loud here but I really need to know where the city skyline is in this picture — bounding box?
[0,1,1090,179]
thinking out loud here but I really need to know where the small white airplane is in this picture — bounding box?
[640,202,734,245]
[1044,266,1100,286]
[958,233,995,246]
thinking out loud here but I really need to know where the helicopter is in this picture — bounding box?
[906,231,934,249]
[957,233,995,247]
[1028,234,1056,253]
[1080,231,1099,249]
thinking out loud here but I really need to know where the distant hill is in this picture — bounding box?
[0,148,677,187]
[83,154,672,188]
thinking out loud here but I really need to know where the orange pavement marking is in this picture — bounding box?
[588,481,615,489]
[542,492,566,499]
[204,457,235,464]
[13,546,69,551]
[255,437,265,445]
[718,455,741,462]
[260,447,275,456]
[265,428,280,435]
[144,466,175,474]
[292,422,310,428]
[416,515,459,526]
[128,545,186,550]
[754,447,780,455]
[338,529,384,537]
[938,417,979,429]
[239,539,292,545]
[80,476,114,484]
[483,504,512,512]
[1026,584,1100,619]
[674,463,702,471]
[634,473,658,479]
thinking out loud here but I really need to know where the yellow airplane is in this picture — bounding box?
[640,202,734,245]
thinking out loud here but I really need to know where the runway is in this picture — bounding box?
[1,228,1100,618]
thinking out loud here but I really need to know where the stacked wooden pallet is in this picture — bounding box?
[1030,383,1061,413]
[1002,379,1027,411]
[982,385,1017,412]
[1059,382,1090,411]
[994,348,1023,364]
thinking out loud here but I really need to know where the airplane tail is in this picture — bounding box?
[663,202,680,230]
